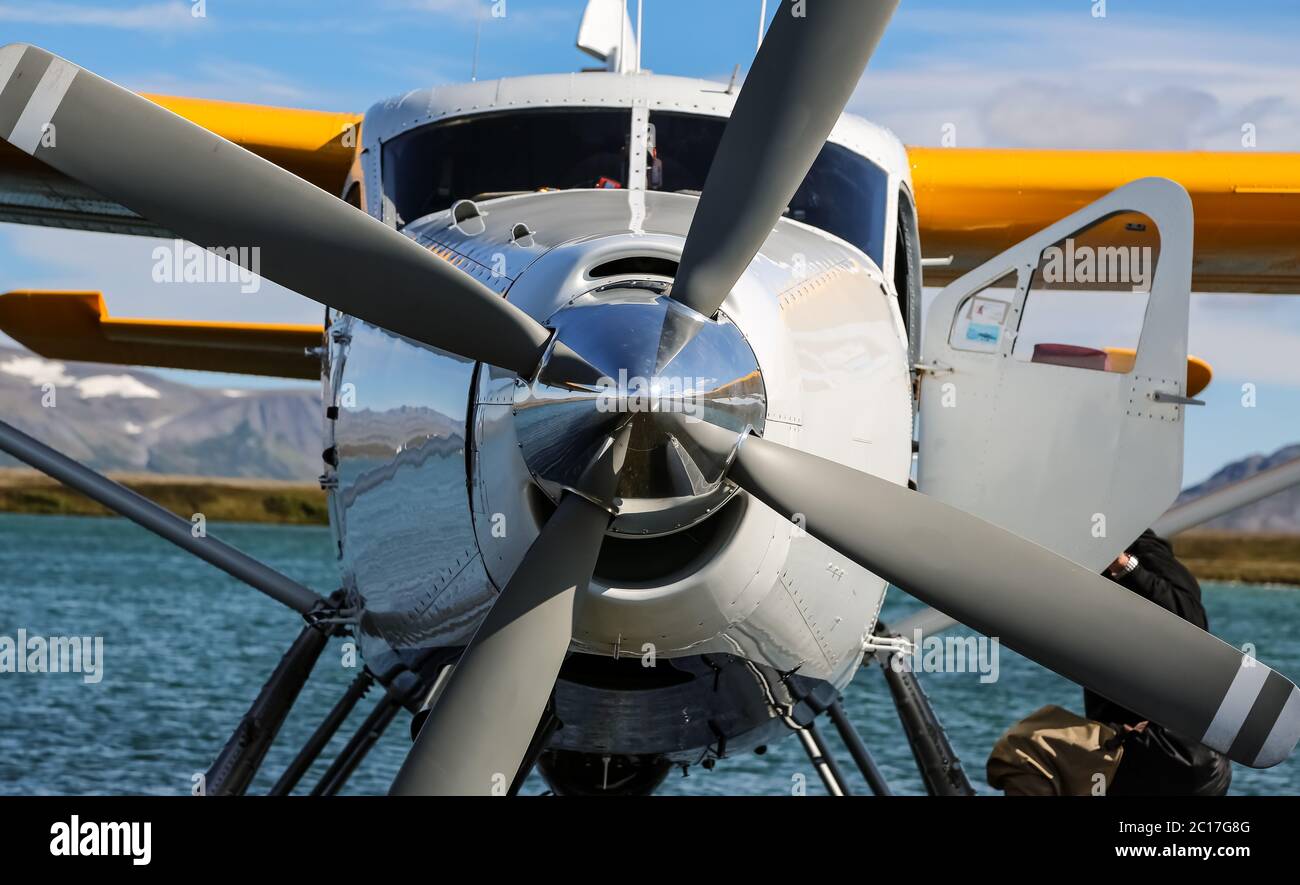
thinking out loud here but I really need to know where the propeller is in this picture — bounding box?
[721,432,1300,769]
[390,425,631,795]
[389,491,612,795]
[670,0,900,318]
[0,43,559,379]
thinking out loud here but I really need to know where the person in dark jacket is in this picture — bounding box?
[1086,529,1232,796]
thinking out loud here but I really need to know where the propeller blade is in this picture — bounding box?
[726,434,1300,769]
[0,43,553,377]
[389,491,611,795]
[390,422,629,796]
[670,0,899,318]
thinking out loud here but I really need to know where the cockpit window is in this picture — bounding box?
[647,112,890,267]
[381,108,891,267]
[382,109,631,226]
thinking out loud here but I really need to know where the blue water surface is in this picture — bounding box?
[1,513,1296,796]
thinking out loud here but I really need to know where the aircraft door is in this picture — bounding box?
[917,177,1195,570]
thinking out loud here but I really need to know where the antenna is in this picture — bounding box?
[636,0,644,73]
[471,0,483,81]
[618,1,626,71]
[757,0,768,51]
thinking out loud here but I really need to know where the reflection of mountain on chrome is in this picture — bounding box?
[334,406,464,461]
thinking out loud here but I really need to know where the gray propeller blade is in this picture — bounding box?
[390,423,630,795]
[670,0,899,318]
[0,43,553,377]
[389,491,611,795]
[726,434,1300,769]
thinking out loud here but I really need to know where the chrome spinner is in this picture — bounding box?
[514,284,767,536]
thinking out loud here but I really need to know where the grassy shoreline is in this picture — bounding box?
[1,469,1296,585]
[0,467,327,525]
[1171,532,1300,587]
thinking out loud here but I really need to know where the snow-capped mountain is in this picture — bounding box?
[0,346,323,480]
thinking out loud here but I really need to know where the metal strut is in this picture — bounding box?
[783,674,894,796]
[797,719,852,796]
[826,698,892,796]
[269,669,376,796]
[311,673,417,796]
[204,607,339,796]
[872,623,977,796]
[0,418,324,615]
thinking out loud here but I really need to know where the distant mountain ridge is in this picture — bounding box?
[0,347,325,481]
[1176,443,1300,533]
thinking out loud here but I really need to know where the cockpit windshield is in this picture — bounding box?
[648,112,890,267]
[382,108,890,267]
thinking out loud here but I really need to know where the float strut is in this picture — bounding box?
[269,669,376,796]
[204,602,342,796]
[874,624,976,796]
[827,698,892,796]
[311,674,414,796]
[796,719,853,796]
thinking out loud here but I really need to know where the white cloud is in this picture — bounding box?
[383,0,573,28]
[869,7,1300,395]
[125,60,310,104]
[0,2,201,32]
[1188,294,1300,387]
[978,83,1220,151]
[75,374,161,399]
[0,355,75,386]
[384,0,486,21]
[857,10,1300,150]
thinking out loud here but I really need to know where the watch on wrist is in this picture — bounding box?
[1113,554,1139,578]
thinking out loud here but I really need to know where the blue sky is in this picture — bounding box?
[0,0,1297,484]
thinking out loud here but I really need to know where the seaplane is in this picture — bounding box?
[0,0,1298,796]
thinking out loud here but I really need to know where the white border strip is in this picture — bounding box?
[1253,688,1300,768]
[10,57,76,155]
[0,45,28,99]
[1202,659,1269,751]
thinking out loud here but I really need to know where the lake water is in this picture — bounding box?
[1,513,1297,796]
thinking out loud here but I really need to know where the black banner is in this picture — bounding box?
[0,796,1293,870]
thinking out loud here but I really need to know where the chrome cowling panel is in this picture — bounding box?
[327,318,493,673]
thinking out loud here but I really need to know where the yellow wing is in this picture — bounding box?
[909,148,1300,294]
[2,95,1292,381]
[0,93,361,234]
[0,93,352,378]
[0,290,323,380]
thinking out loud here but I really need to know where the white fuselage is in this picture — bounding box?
[322,72,918,757]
